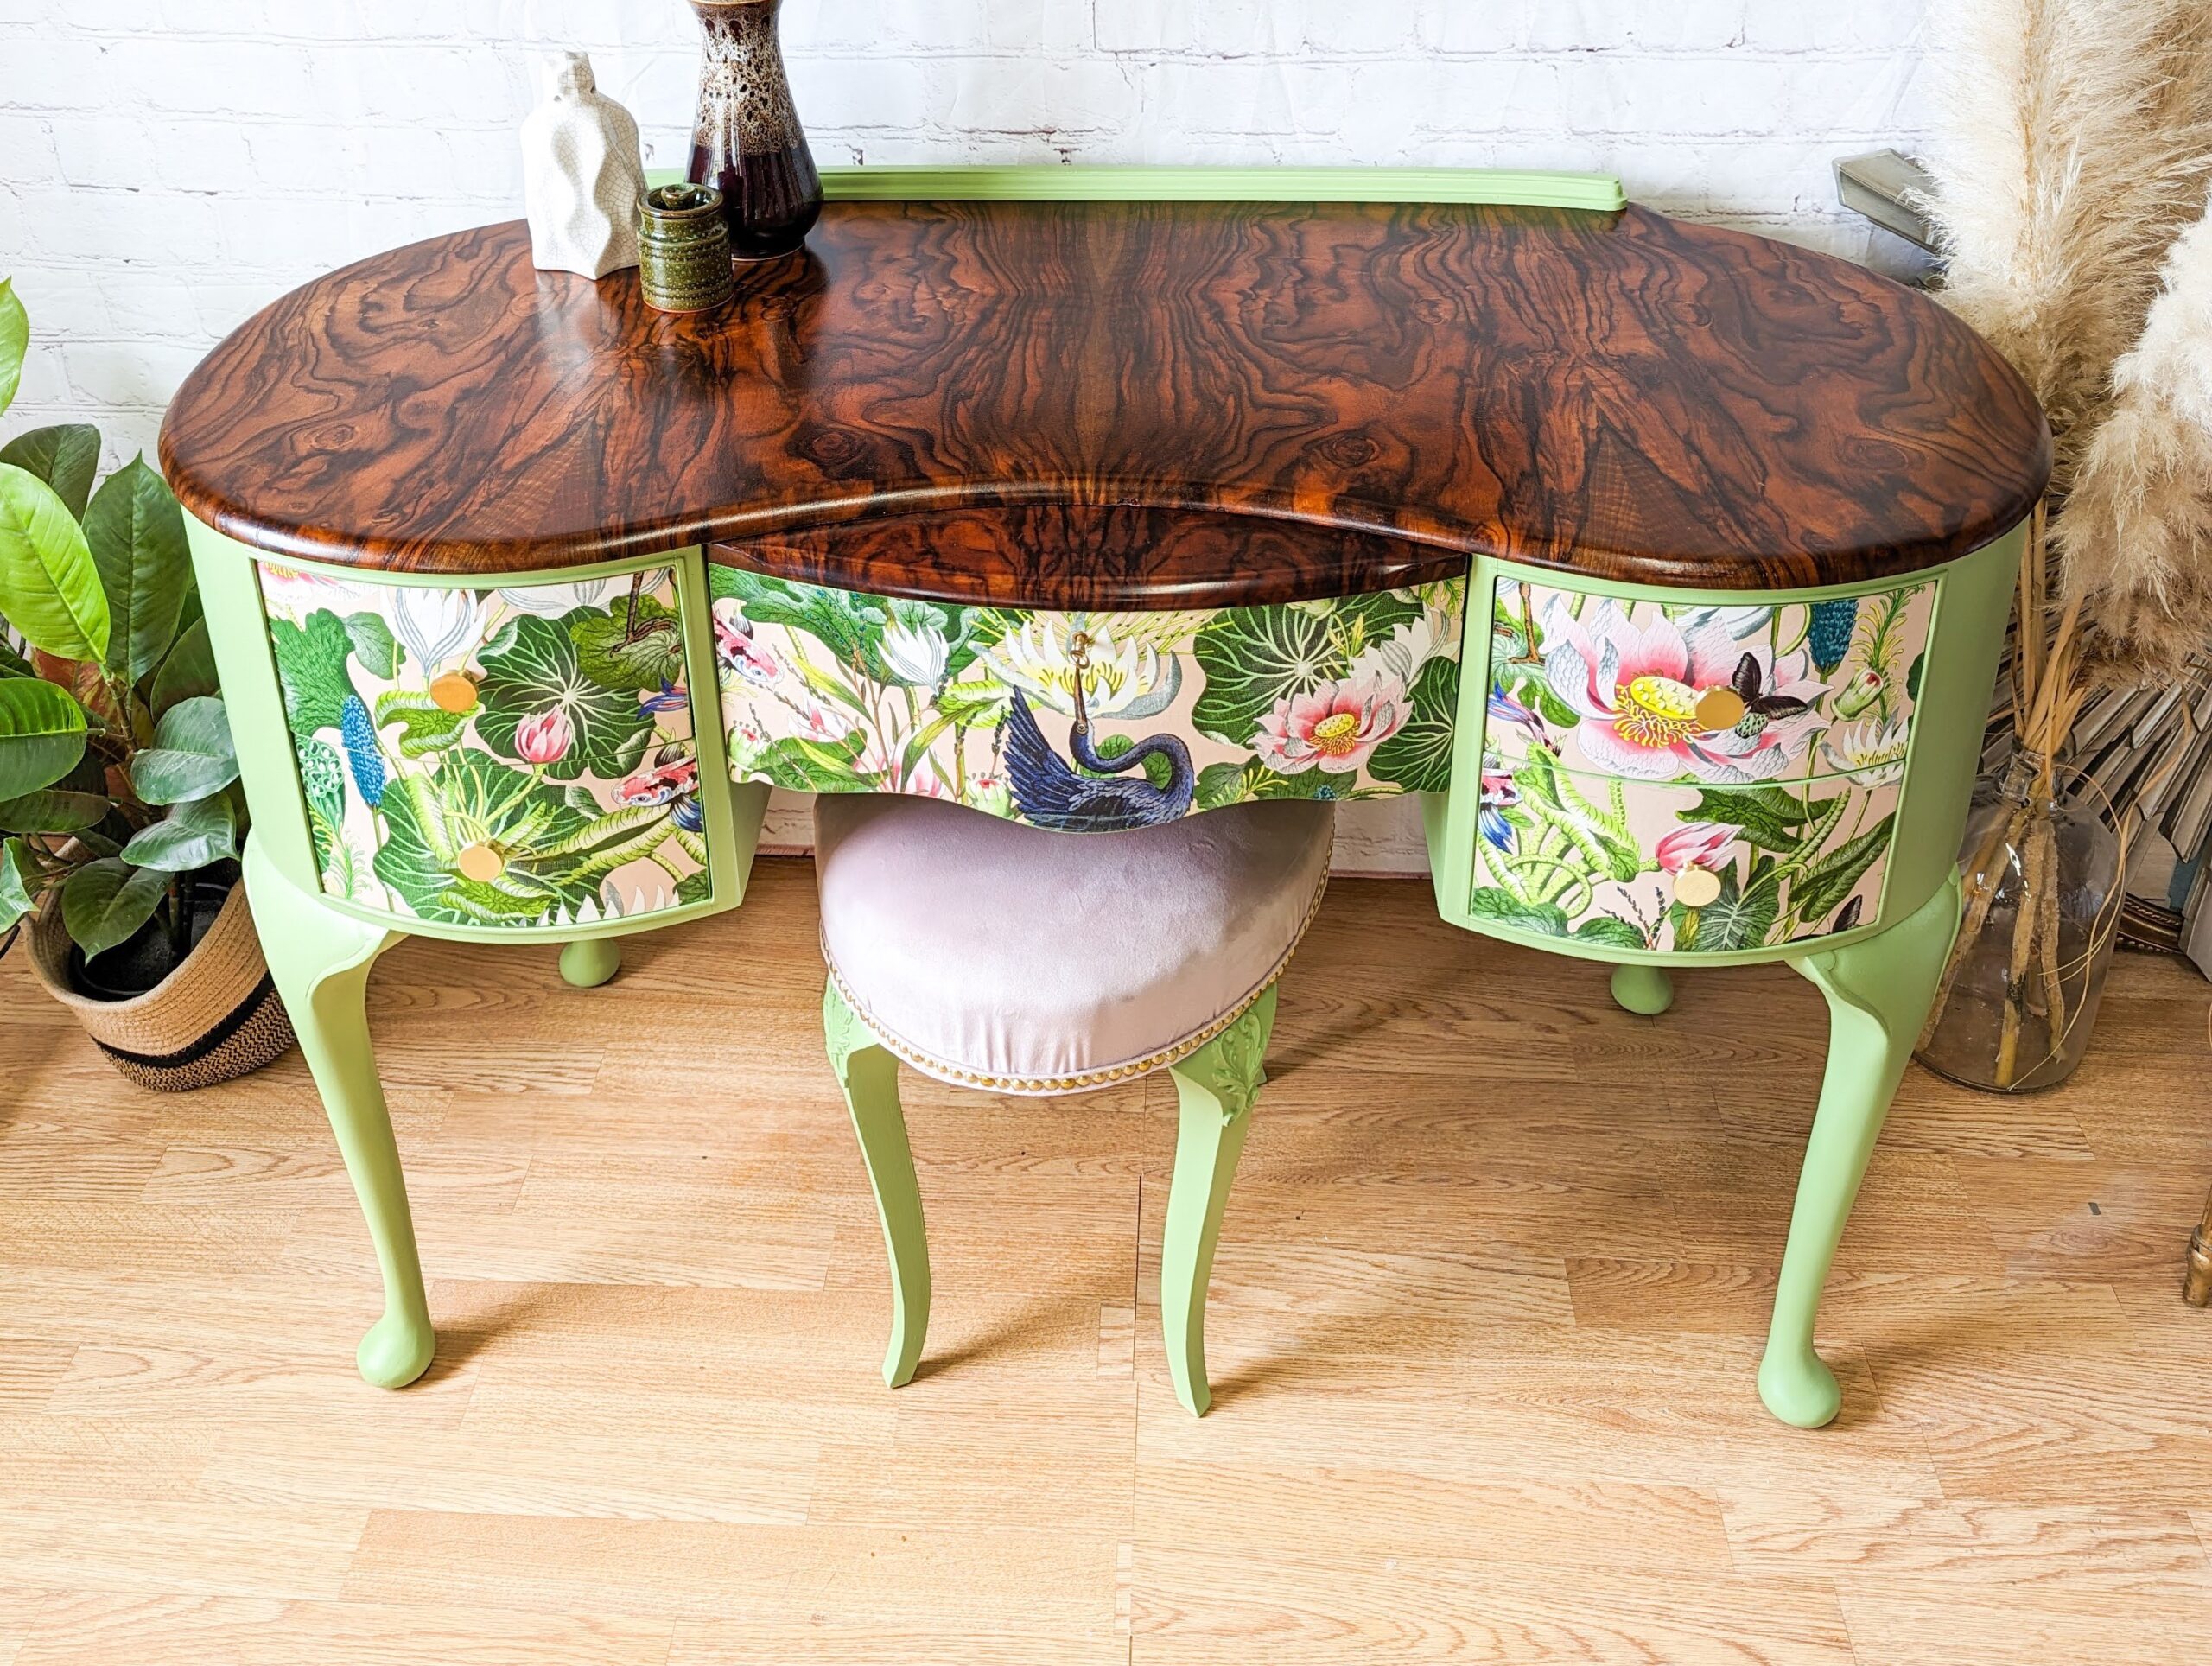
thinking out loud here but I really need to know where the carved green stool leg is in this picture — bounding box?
[824,981,929,1388]
[243,836,434,1389]
[1610,963,1674,1015]
[1161,983,1277,1418]
[559,938,621,989]
[1760,875,1961,1428]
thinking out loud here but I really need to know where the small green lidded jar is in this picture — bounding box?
[638,181,735,313]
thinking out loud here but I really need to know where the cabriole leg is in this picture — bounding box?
[243,836,434,1389]
[1161,984,1278,1418]
[825,980,929,1388]
[1761,876,1961,1428]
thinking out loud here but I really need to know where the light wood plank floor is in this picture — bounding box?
[3,858,2209,1664]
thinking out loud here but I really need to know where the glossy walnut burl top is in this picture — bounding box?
[159,199,2049,607]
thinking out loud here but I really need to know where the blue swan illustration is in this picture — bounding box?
[999,639,1195,830]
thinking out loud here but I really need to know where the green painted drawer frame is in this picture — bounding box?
[191,525,770,946]
[1425,532,2019,968]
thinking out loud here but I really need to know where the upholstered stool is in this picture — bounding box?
[817,793,1334,1415]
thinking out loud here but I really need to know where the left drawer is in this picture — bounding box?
[256,563,710,927]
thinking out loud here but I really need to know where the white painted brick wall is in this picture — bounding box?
[0,0,1937,868]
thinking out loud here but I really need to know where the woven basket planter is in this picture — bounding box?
[26,879,296,1091]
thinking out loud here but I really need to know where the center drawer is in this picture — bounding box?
[1470,575,1934,954]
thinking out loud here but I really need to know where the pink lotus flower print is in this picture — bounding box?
[1540,596,1822,782]
[1253,675,1408,775]
[1654,820,1736,875]
[514,706,574,765]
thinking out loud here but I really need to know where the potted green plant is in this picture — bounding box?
[0,277,292,1088]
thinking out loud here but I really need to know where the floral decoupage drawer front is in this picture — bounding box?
[258,563,709,927]
[1471,576,1935,953]
[708,567,1466,830]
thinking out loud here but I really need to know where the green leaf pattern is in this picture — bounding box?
[710,568,1466,825]
[257,563,708,927]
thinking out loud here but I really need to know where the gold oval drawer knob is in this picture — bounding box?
[1672,867,1724,908]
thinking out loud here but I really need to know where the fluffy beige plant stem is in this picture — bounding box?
[2061,191,2212,684]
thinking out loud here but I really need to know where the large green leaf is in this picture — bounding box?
[0,785,108,834]
[748,730,868,792]
[0,461,108,661]
[475,610,654,781]
[83,455,190,682]
[372,747,606,925]
[1192,754,1331,811]
[120,791,237,871]
[1468,887,1571,937]
[709,567,888,676]
[1684,862,1778,952]
[149,615,219,715]
[1572,915,1649,950]
[267,607,354,738]
[572,592,685,691]
[0,836,34,931]
[344,610,399,679]
[371,687,467,757]
[1191,605,1344,746]
[1368,654,1459,792]
[0,424,99,518]
[130,694,238,804]
[1685,784,1811,852]
[1789,814,1895,927]
[0,674,87,798]
[0,278,23,418]
[61,856,168,960]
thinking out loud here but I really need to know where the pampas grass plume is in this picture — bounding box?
[1923,0,2212,489]
[2062,193,2212,683]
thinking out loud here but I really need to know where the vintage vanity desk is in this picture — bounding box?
[158,168,2049,1428]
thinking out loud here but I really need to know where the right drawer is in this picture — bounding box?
[1471,577,1935,955]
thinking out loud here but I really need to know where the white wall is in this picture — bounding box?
[0,0,1937,866]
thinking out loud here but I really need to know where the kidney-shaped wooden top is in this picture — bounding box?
[159,199,2048,607]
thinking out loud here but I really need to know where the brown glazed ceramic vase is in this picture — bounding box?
[684,0,823,262]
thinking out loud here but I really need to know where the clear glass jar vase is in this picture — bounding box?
[1915,754,2122,1092]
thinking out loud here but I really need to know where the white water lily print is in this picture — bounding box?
[1821,716,1912,785]
[389,586,483,674]
[710,568,1466,832]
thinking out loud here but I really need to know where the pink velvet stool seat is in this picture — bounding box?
[815,793,1335,1415]
[816,794,1332,1091]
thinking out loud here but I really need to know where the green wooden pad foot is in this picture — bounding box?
[357,1306,438,1389]
[1759,874,1961,1428]
[559,938,622,989]
[1162,986,1278,1419]
[825,981,929,1389]
[1758,1346,1842,1429]
[1610,963,1674,1016]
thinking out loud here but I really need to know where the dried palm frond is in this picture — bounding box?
[2061,192,2212,685]
[1922,0,2212,490]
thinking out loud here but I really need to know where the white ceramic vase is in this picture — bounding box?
[520,52,647,279]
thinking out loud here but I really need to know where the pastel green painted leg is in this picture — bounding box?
[824,981,928,1389]
[559,938,621,989]
[1161,984,1277,1418]
[243,836,435,1389]
[1760,875,1961,1428]
[1610,963,1674,1015]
